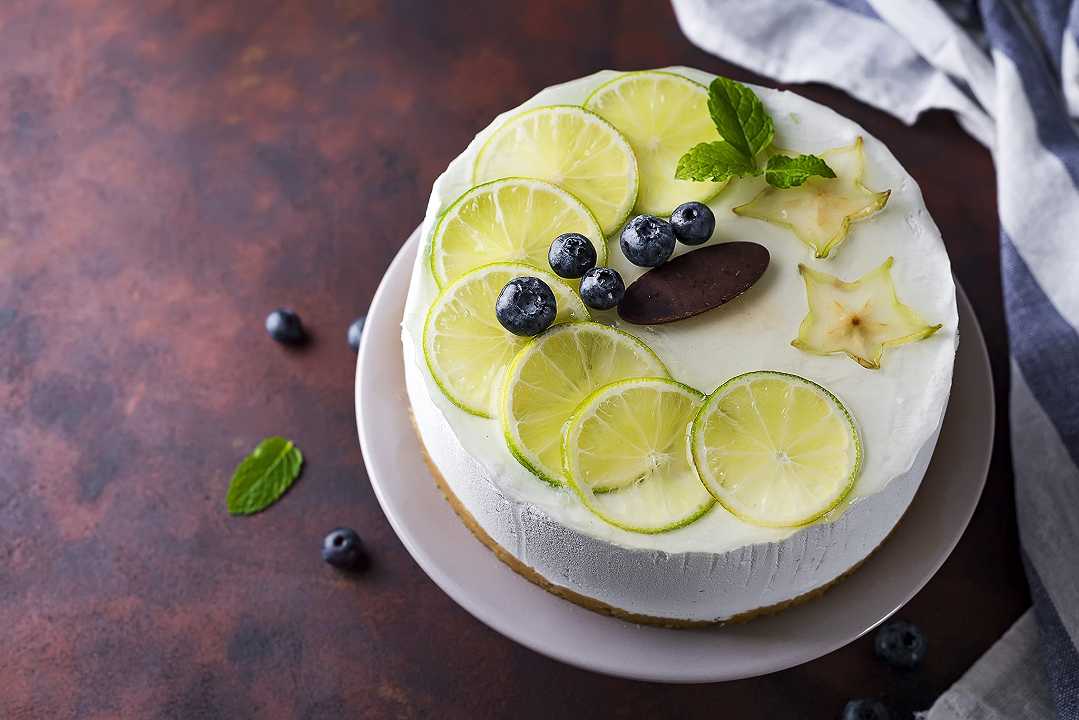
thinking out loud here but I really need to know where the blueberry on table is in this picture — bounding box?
[548,232,598,279]
[620,214,676,267]
[347,316,367,352]
[496,277,557,336]
[670,201,715,246]
[266,308,306,345]
[322,527,366,571]
[874,619,927,669]
[841,699,890,720]
[579,267,625,310]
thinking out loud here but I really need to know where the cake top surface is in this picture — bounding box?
[402,67,957,554]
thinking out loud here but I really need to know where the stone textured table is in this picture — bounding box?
[1,1,1025,717]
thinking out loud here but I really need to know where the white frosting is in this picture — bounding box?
[402,68,958,621]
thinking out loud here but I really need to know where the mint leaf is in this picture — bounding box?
[675,141,759,182]
[764,154,837,189]
[227,437,304,515]
[676,76,775,184]
[707,77,774,161]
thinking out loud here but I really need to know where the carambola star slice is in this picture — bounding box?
[734,137,890,259]
[793,257,942,369]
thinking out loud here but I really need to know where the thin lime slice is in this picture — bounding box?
[562,377,714,533]
[423,263,589,417]
[473,105,638,236]
[585,71,725,215]
[501,322,668,486]
[690,371,861,528]
[430,178,606,288]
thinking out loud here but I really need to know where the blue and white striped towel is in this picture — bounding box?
[670,0,1079,717]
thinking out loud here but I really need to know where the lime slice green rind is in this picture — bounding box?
[561,376,715,533]
[584,71,726,216]
[690,370,861,528]
[500,322,669,487]
[473,105,639,236]
[423,263,590,418]
[429,177,607,288]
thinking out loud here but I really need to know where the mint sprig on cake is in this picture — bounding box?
[675,76,836,188]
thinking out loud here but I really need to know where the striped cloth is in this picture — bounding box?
[670,0,1079,717]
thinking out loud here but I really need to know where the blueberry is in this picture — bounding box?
[874,619,927,669]
[548,233,598,279]
[579,267,625,310]
[840,699,890,720]
[266,308,306,345]
[347,315,366,352]
[496,277,557,336]
[322,527,366,571]
[620,215,676,267]
[670,201,715,246]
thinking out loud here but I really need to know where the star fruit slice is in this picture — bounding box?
[734,137,890,259]
[792,257,943,369]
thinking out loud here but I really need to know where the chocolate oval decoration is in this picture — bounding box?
[618,242,770,325]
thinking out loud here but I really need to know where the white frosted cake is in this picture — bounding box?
[401,67,957,625]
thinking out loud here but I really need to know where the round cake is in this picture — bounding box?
[401,67,957,625]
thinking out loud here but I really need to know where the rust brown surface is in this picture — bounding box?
[0,1,1022,718]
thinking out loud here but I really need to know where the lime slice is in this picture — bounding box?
[690,371,861,528]
[585,71,725,215]
[501,322,668,486]
[423,263,589,417]
[562,378,714,533]
[473,105,638,236]
[430,178,606,288]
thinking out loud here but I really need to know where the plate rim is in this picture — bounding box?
[356,228,994,683]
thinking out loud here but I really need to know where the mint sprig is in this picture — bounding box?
[764,154,837,189]
[676,141,757,182]
[227,437,304,515]
[707,76,774,160]
[675,76,834,189]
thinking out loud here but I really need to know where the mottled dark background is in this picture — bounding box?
[0,1,1023,718]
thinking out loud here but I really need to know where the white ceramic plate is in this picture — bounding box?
[356,229,993,683]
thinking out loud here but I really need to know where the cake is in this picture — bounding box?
[401,67,957,625]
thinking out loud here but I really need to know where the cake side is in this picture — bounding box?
[413,410,916,627]
[406,344,937,622]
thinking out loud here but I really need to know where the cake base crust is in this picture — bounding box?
[412,412,893,628]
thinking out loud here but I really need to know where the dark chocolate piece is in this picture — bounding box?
[618,242,770,325]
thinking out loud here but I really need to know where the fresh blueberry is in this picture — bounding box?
[874,619,927,669]
[495,277,557,336]
[265,308,306,345]
[840,699,890,720]
[347,316,366,352]
[579,267,625,310]
[620,214,676,267]
[670,201,716,246]
[548,233,598,279]
[322,527,367,571]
